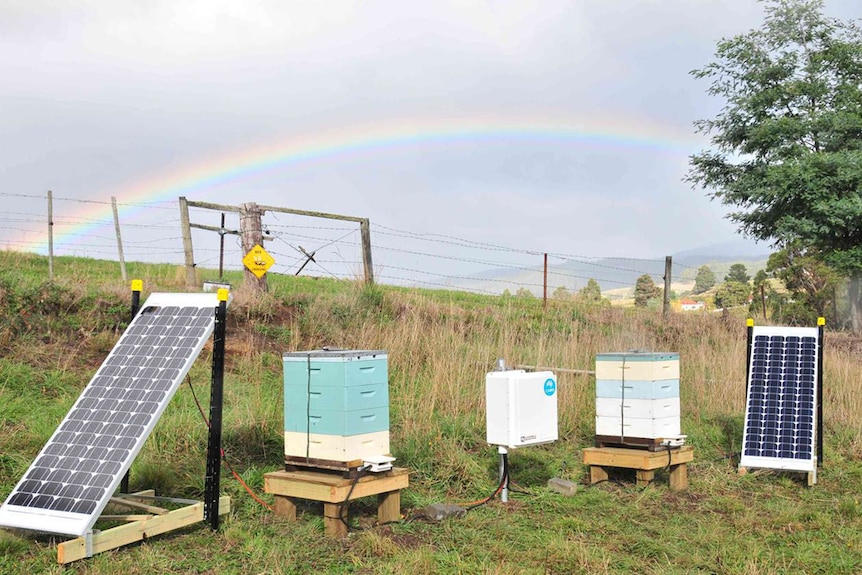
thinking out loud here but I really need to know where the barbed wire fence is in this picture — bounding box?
[0,192,695,304]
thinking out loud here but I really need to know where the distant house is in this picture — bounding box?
[680,299,705,311]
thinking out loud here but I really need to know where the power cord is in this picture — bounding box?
[458,452,510,511]
[337,464,372,531]
[187,375,274,511]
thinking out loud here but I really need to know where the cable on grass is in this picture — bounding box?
[458,452,510,511]
[187,375,274,512]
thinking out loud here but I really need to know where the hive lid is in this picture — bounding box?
[283,349,387,360]
[595,351,679,362]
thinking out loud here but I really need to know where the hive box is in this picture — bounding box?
[595,352,681,441]
[486,370,558,449]
[283,350,389,462]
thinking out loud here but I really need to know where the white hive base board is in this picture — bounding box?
[284,431,389,461]
[595,397,680,419]
[595,416,681,439]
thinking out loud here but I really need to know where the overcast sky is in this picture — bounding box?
[2,1,859,289]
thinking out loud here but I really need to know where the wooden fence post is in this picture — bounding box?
[179,197,196,288]
[112,197,128,282]
[360,218,374,285]
[240,202,267,293]
[663,256,672,317]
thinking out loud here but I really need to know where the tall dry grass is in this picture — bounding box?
[254,283,862,460]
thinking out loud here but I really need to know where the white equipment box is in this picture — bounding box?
[486,370,558,449]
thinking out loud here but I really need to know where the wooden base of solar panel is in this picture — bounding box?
[738,462,817,487]
[264,467,408,538]
[582,446,694,490]
[56,490,231,564]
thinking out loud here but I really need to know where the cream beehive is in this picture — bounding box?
[595,352,681,441]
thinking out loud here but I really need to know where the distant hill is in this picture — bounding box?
[674,237,771,266]
[447,237,773,297]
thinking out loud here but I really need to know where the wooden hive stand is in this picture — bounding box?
[582,445,694,491]
[264,467,409,538]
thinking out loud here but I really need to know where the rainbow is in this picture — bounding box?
[19,114,702,252]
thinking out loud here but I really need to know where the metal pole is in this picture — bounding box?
[218,213,225,281]
[745,319,754,403]
[498,446,508,503]
[817,317,825,467]
[47,190,54,280]
[120,280,143,494]
[112,197,128,282]
[543,253,548,308]
[204,289,228,529]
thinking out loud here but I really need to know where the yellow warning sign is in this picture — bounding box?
[242,244,275,278]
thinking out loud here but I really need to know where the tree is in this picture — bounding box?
[634,274,661,308]
[693,265,716,294]
[687,0,862,330]
[725,263,751,285]
[576,279,603,303]
[552,286,571,300]
[714,281,752,309]
[767,242,840,317]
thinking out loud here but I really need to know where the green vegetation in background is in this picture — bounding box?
[0,250,860,573]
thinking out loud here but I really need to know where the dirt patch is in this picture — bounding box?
[374,525,425,549]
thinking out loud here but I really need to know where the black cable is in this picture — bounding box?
[338,465,371,531]
[465,454,509,511]
[305,354,311,461]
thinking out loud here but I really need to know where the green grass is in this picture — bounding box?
[0,250,861,574]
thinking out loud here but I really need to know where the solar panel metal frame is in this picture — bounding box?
[740,325,819,473]
[0,292,221,536]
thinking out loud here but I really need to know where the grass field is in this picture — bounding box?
[1,251,861,574]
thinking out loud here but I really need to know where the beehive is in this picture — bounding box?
[595,352,680,441]
[283,350,389,461]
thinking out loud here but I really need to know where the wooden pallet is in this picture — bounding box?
[582,445,694,491]
[56,490,230,564]
[594,435,673,451]
[284,455,366,477]
[264,467,409,538]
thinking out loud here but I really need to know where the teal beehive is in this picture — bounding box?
[283,350,390,462]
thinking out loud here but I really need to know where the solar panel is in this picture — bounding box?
[0,292,221,536]
[740,325,820,473]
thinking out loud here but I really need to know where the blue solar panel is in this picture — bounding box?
[740,326,819,472]
[0,293,221,536]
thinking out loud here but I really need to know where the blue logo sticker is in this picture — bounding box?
[543,378,556,396]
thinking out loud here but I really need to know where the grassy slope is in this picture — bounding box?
[1,251,861,574]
